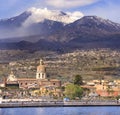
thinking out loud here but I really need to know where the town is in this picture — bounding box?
[0,53,120,103]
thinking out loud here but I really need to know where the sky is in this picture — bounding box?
[0,0,120,23]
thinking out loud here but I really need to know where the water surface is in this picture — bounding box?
[0,107,120,115]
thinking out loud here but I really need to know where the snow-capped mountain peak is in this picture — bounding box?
[23,7,84,27]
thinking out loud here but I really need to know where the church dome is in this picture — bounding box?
[37,65,46,72]
[36,59,47,79]
[37,59,46,72]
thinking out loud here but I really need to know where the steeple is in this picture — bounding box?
[36,59,47,79]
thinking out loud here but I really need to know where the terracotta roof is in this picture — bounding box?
[6,81,18,84]
[40,79,49,81]
[50,79,60,81]
[17,78,36,81]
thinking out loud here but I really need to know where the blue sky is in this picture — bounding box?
[0,0,120,23]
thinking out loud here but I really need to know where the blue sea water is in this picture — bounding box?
[0,107,120,115]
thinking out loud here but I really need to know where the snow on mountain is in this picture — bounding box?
[74,16,120,31]
[83,16,120,28]
[0,7,120,44]
[22,7,84,27]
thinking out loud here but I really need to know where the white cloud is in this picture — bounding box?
[67,11,84,21]
[44,0,99,8]
[22,7,84,27]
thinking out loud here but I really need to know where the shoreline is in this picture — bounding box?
[0,101,120,108]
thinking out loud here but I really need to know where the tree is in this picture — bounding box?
[74,75,83,85]
[64,84,83,99]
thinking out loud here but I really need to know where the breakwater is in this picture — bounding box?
[0,100,120,108]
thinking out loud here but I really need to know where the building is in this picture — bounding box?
[7,71,17,82]
[95,81,120,97]
[5,71,19,88]
[18,78,39,89]
[84,80,120,97]
[5,59,61,92]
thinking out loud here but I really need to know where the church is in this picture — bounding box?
[5,59,61,89]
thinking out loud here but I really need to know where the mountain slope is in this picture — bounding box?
[0,11,31,39]
[0,9,120,51]
[0,8,83,39]
[48,16,120,42]
[0,11,31,29]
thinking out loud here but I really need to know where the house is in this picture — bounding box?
[85,79,120,97]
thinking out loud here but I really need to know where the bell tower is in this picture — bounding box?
[36,59,47,79]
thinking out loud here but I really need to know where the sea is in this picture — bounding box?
[0,106,120,115]
[0,107,120,115]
